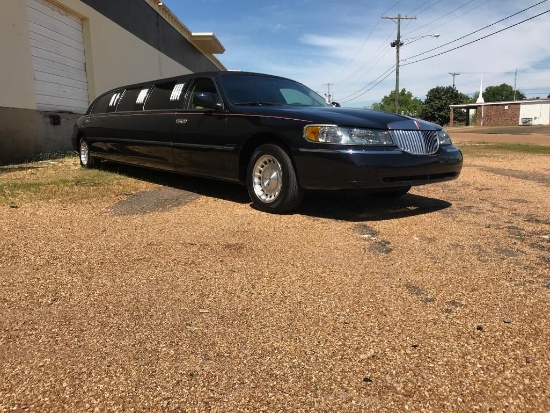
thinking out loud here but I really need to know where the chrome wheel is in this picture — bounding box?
[79,139,89,166]
[247,144,303,213]
[252,155,283,203]
[79,138,96,168]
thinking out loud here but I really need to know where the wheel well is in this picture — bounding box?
[72,132,84,152]
[238,134,294,183]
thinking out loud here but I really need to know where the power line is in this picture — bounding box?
[413,0,492,35]
[331,1,549,104]
[383,0,404,15]
[331,0,405,83]
[334,29,396,85]
[402,9,550,66]
[406,0,434,16]
[339,65,396,103]
[340,69,396,104]
[459,69,550,74]
[402,0,548,63]
[401,0,444,33]
[338,65,396,101]
[403,0,478,37]
[332,20,382,83]
[331,1,432,86]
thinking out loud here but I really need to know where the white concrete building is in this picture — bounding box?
[450,99,550,127]
[0,0,225,164]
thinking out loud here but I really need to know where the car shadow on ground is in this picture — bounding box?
[100,162,452,221]
[100,162,251,205]
[300,191,452,222]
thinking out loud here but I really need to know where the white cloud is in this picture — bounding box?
[292,4,550,106]
[165,0,550,107]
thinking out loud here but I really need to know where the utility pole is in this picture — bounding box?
[323,83,334,103]
[513,69,518,101]
[449,72,460,88]
[383,14,416,113]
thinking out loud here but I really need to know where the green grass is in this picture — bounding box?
[0,157,145,206]
[1,144,547,205]
[459,142,550,156]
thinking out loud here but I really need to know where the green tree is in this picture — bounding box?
[371,89,423,117]
[483,83,525,102]
[422,86,469,126]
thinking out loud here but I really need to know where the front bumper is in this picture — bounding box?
[294,145,463,190]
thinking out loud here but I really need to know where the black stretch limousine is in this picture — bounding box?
[72,71,463,212]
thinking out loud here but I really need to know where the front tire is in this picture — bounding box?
[79,138,97,169]
[247,144,303,213]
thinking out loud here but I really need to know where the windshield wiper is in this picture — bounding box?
[234,101,282,106]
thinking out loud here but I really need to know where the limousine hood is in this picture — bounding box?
[245,106,441,131]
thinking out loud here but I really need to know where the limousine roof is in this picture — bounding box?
[100,71,289,94]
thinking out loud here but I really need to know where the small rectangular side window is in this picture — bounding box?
[117,88,149,112]
[91,91,121,114]
[171,83,185,102]
[145,81,186,110]
[136,89,150,105]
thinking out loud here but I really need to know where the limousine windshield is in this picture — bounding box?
[220,74,329,107]
[73,71,462,213]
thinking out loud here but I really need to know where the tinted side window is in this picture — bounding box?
[117,87,150,112]
[144,81,186,110]
[91,91,122,114]
[184,78,218,110]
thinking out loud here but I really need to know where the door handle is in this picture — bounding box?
[176,118,188,124]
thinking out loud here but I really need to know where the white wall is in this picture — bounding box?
[519,102,550,125]
[0,0,194,111]
[63,0,193,101]
[0,0,214,163]
[0,0,37,109]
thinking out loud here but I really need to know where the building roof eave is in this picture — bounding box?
[144,0,226,70]
[191,32,225,54]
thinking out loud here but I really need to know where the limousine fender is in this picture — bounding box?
[71,122,81,152]
[72,116,103,168]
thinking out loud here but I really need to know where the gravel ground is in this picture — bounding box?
[1,142,549,412]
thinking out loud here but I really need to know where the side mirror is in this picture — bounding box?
[331,102,341,107]
[193,92,223,110]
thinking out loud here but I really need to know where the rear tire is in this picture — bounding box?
[247,144,303,213]
[79,138,97,169]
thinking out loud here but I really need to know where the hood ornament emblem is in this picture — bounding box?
[414,120,421,130]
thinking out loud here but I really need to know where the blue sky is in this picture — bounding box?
[161,0,550,108]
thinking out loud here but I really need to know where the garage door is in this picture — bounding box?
[519,102,550,126]
[27,0,89,113]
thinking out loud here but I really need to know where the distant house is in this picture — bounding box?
[449,100,550,127]
[0,0,226,164]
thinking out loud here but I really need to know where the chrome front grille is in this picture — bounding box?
[390,130,439,155]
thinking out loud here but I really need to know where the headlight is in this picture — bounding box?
[304,124,395,146]
[437,129,452,145]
